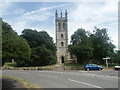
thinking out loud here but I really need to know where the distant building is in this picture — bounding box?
[55,10,77,64]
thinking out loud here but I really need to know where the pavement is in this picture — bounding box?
[2,77,25,89]
[2,70,120,89]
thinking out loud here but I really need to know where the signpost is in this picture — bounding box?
[103,57,110,68]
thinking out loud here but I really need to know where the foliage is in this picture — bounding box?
[110,50,120,64]
[21,29,55,51]
[69,28,93,64]
[21,29,56,66]
[3,62,16,68]
[69,27,116,65]
[2,21,31,66]
[90,27,115,64]
[30,46,56,66]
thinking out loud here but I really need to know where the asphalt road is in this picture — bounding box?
[2,70,119,89]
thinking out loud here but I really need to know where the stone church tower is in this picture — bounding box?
[55,10,68,64]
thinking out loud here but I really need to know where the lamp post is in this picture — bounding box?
[103,57,110,68]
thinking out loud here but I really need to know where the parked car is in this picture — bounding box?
[84,64,103,71]
[114,66,120,70]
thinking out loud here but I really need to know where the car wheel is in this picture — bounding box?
[87,68,89,71]
[99,68,102,71]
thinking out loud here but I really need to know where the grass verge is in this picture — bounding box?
[64,63,116,70]
[2,75,40,88]
[3,62,56,70]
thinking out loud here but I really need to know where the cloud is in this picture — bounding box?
[11,8,26,15]
[68,1,118,48]
[22,4,68,21]
[0,2,13,17]
[2,1,118,49]
[3,3,67,36]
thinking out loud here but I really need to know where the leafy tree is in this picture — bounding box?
[2,21,31,66]
[21,29,56,51]
[21,29,56,66]
[30,46,56,66]
[69,28,93,64]
[110,50,120,64]
[116,50,120,64]
[90,27,115,64]
[69,27,116,65]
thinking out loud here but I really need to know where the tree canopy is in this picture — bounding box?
[69,27,116,64]
[2,21,31,66]
[90,27,115,64]
[21,29,56,66]
[69,28,93,64]
[2,19,118,66]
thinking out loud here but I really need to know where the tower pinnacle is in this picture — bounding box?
[55,10,58,18]
[65,10,67,19]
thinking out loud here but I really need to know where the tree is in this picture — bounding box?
[30,46,56,66]
[69,27,116,65]
[110,50,120,64]
[21,29,56,66]
[2,21,31,66]
[69,28,93,64]
[90,27,115,64]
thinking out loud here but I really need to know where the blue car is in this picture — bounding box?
[84,64,103,71]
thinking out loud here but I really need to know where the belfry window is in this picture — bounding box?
[58,23,61,31]
[61,34,63,38]
[61,42,64,46]
[63,23,65,30]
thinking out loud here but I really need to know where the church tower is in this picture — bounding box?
[55,10,68,64]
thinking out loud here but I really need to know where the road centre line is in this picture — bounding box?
[81,74,118,79]
[39,74,58,78]
[14,71,30,74]
[68,79,103,88]
[38,71,118,79]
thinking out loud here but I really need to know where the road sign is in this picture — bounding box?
[103,57,110,68]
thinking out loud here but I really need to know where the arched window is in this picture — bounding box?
[61,34,64,38]
[61,42,64,46]
[58,23,61,31]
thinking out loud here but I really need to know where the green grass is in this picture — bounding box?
[64,63,119,70]
[99,63,120,68]
[3,62,16,68]
[3,62,56,68]
[3,62,119,70]
[65,63,81,67]
[64,63,85,70]
[3,62,56,70]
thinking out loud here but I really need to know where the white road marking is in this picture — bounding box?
[14,71,30,74]
[81,74,118,79]
[39,74,58,78]
[68,79,103,88]
[38,71,118,79]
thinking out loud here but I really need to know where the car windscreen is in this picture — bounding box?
[88,64,97,66]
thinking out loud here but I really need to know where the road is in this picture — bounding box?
[2,70,119,89]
